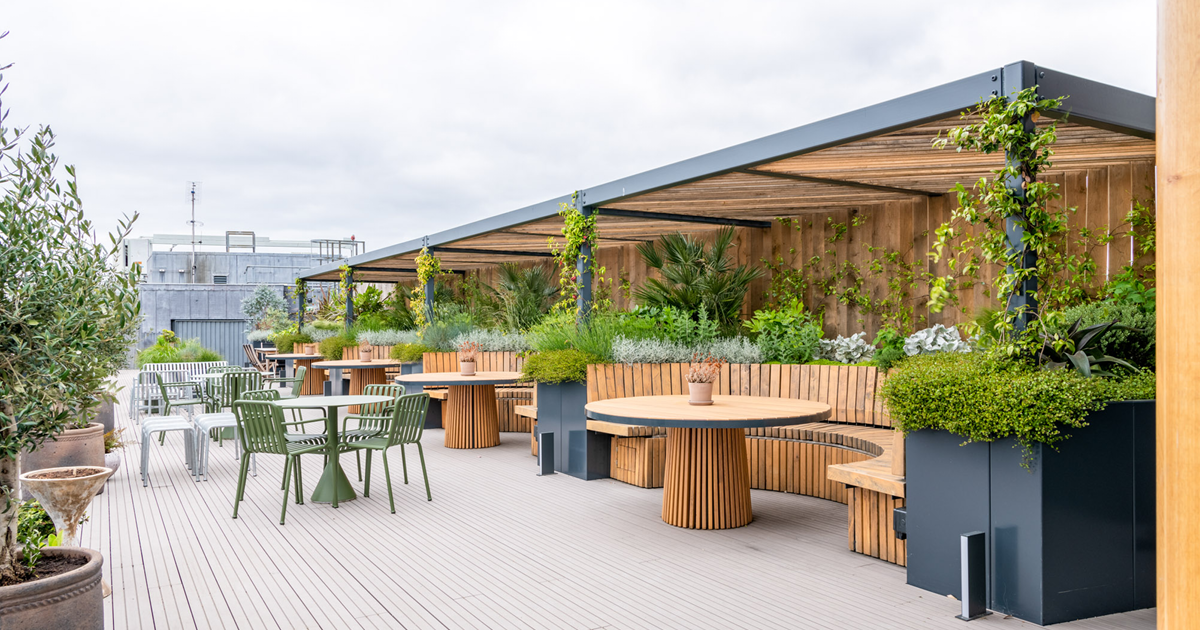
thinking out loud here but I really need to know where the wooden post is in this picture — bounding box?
[1158,1,1200,625]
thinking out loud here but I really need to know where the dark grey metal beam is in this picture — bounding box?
[735,168,941,198]
[351,266,466,275]
[596,207,772,229]
[429,246,554,258]
[1031,64,1155,139]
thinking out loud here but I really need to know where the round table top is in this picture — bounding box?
[313,359,405,369]
[585,395,832,429]
[276,395,393,409]
[393,371,524,387]
[271,353,325,360]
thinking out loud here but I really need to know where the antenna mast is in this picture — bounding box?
[187,182,200,283]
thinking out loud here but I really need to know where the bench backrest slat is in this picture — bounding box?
[422,352,525,373]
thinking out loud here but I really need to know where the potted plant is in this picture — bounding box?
[458,340,479,376]
[359,341,373,363]
[685,354,723,405]
[0,63,142,626]
[305,343,315,355]
[102,429,127,476]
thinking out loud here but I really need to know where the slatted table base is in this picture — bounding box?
[294,358,326,396]
[662,427,753,529]
[348,367,388,412]
[444,384,501,449]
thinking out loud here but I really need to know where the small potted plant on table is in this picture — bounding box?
[686,354,724,405]
[459,340,479,376]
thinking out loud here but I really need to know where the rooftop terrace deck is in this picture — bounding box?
[82,371,1155,629]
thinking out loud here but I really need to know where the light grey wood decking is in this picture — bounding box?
[81,371,1155,629]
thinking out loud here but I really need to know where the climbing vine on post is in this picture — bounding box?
[410,247,441,327]
[294,278,308,323]
[548,191,606,315]
[929,88,1072,353]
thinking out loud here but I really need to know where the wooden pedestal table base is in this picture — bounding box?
[444,385,501,449]
[585,394,831,530]
[392,371,524,450]
[663,427,753,529]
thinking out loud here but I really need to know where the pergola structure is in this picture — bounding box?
[298,60,1154,332]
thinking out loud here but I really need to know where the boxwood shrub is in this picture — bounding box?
[391,343,436,363]
[521,349,605,384]
[881,352,1155,453]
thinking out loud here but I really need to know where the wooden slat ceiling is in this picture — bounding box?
[316,114,1153,281]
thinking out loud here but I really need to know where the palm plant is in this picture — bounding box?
[634,227,763,329]
[494,263,558,331]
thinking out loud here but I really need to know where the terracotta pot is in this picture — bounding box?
[359,349,373,362]
[688,381,714,406]
[22,423,105,500]
[0,547,104,630]
[304,345,315,355]
[460,361,476,376]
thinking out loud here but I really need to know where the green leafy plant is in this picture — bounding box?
[0,86,144,581]
[391,343,436,362]
[410,247,442,327]
[881,352,1155,458]
[744,300,822,363]
[103,428,128,454]
[521,349,605,384]
[1047,302,1154,369]
[271,331,313,354]
[634,227,762,331]
[419,305,476,351]
[494,263,558,331]
[318,332,359,361]
[547,192,605,315]
[1035,319,1137,377]
[352,285,386,318]
[241,285,289,332]
[872,327,907,371]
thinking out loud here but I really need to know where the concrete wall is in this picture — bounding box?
[144,251,318,285]
[137,283,289,350]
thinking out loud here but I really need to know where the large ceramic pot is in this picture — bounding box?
[22,423,105,499]
[94,401,115,434]
[905,400,1155,625]
[0,547,104,630]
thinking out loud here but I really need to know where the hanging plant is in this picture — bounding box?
[548,191,604,314]
[410,247,442,327]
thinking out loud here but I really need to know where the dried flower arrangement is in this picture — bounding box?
[686,353,725,384]
[458,340,481,363]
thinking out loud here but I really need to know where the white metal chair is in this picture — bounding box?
[140,415,196,486]
[193,370,261,481]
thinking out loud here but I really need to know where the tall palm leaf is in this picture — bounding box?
[634,227,762,328]
[495,263,558,331]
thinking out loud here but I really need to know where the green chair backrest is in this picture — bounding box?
[213,370,263,409]
[387,393,430,446]
[287,366,307,398]
[355,383,406,433]
[241,388,281,402]
[232,399,289,455]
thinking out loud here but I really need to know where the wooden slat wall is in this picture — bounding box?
[422,352,532,432]
[588,363,889,428]
[848,487,907,567]
[610,436,666,488]
[475,161,1153,339]
[746,437,871,504]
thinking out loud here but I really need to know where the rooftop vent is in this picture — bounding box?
[213,274,228,285]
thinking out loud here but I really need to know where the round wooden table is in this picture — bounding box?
[585,395,831,530]
[270,353,326,395]
[276,394,392,506]
[313,359,404,410]
[393,372,523,449]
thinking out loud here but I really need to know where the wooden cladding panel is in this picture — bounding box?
[746,437,871,504]
[847,487,907,567]
[610,436,667,489]
[589,363,889,428]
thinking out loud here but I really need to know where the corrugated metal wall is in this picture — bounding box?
[171,319,250,366]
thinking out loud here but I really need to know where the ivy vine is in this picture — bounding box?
[294,278,308,321]
[547,191,606,314]
[410,247,442,327]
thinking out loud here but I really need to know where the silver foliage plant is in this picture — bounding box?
[611,335,762,365]
[451,329,530,353]
[818,332,876,364]
[357,329,421,346]
[903,324,971,356]
[246,330,273,342]
[301,324,341,342]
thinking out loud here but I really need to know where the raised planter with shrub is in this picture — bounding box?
[524,349,609,480]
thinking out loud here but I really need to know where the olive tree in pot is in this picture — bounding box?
[0,52,142,629]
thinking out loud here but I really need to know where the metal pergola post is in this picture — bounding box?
[296,281,306,325]
[576,198,594,321]
[425,275,435,324]
[344,268,355,330]
[1003,61,1039,331]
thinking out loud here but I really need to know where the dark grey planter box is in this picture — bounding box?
[396,364,438,428]
[536,382,609,480]
[906,400,1155,625]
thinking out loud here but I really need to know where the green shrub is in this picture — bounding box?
[176,339,223,363]
[521,349,605,384]
[881,352,1155,455]
[872,327,907,371]
[1047,301,1155,369]
[272,331,312,354]
[420,305,477,351]
[526,311,626,359]
[391,343,436,362]
[319,332,359,361]
[744,300,822,363]
[17,500,55,548]
[136,343,179,367]
[136,335,221,366]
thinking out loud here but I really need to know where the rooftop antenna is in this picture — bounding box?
[186,182,203,283]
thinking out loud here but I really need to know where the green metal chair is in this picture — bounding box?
[266,366,320,432]
[344,393,431,513]
[240,389,327,491]
[343,383,405,480]
[153,372,208,418]
[232,398,327,525]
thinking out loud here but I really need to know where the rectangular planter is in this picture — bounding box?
[536,381,610,480]
[905,400,1155,625]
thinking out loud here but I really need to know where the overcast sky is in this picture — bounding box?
[4,1,1156,253]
